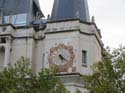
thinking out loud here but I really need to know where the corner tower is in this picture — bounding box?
[43,0,103,92]
[51,0,90,22]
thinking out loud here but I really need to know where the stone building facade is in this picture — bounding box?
[0,0,103,92]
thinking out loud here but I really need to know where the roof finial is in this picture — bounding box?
[91,16,95,23]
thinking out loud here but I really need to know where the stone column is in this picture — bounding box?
[4,37,11,67]
[0,44,5,70]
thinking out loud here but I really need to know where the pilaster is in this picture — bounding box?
[4,36,11,67]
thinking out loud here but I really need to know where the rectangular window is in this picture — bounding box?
[82,50,87,65]
[42,53,45,68]
[14,14,27,26]
[3,16,9,24]
[3,13,27,26]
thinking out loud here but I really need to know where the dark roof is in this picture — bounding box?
[51,0,90,22]
[0,0,3,8]
[0,0,43,16]
[34,0,40,9]
[1,0,29,15]
[0,0,44,26]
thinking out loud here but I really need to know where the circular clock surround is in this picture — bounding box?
[48,43,75,72]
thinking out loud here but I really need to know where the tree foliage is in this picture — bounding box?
[0,57,68,93]
[37,68,67,93]
[83,46,125,93]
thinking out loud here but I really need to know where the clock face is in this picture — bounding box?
[51,48,70,66]
[48,43,75,72]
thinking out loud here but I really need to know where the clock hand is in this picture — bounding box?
[59,54,68,62]
[59,54,63,63]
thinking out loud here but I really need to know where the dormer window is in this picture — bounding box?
[3,13,27,26]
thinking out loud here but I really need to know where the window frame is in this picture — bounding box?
[3,13,27,26]
[82,50,87,66]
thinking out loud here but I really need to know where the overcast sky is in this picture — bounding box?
[39,0,125,49]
